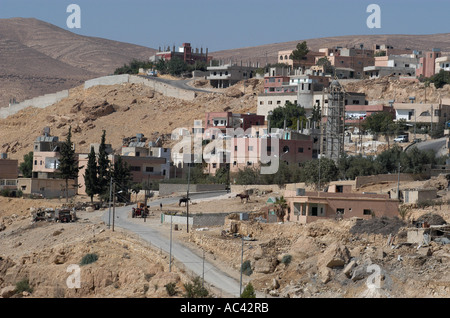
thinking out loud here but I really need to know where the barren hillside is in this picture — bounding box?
[0,18,157,107]
[342,76,450,104]
[211,33,450,64]
[0,78,263,162]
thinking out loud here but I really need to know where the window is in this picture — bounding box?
[145,167,154,172]
[311,207,318,216]
[363,209,372,215]
[130,166,141,172]
[234,146,238,151]
[268,101,272,105]
[248,146,253,151]
[277,100,281,104]
[212,163,217,168]
[283,146,289,153]
[337,208,345,215]
[269,78,275,83]
[298,147,304,153]
[136,151,140,157]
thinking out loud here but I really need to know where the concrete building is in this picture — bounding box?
[32,127,62,179]
[278,50,326,70]
[0,154,18,192]
[317,46,375,79]
[373,44,414,56]
[17,178,77,199]
[284,184,399,224]
[150,43,211,65]
[204,112,264,138]
[204,129,314,176]
[402,188,437,205]
[206,62,259,88]
[364,54,419,78]
[345,104,396,127]
[393,101,450,126]
[435,56,450,74]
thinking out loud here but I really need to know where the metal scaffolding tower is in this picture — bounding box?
[324,80,345,162]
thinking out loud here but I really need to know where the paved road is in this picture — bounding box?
[141,75,216,94]
[101,191,243,298]
[407,137,447,157]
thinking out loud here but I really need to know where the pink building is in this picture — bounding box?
[284,184,399,224]
[205,134,313,176]
[416,49,441,78]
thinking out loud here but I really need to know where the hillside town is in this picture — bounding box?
[1,33,450,300]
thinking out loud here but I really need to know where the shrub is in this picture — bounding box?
[165,282,178,296]
[241,260,253,276]
[183,276,209,298]
[15,278,33,294]
[80,253,98,266]
[240,282,256,298]
[281,254,292,265]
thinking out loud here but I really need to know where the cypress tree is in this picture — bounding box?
[58,126,79,202]
[84,146,98,203]
[112,155,132,203]
[97,130,110,202]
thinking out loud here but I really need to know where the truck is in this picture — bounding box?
[132,202,149,218]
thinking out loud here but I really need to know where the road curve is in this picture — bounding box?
[101,191,242,298]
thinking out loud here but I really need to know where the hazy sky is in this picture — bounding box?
[0,0,449,52]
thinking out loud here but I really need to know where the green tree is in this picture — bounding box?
[429,69,450,89]
[290,41,309,64]
[363,111,399,146]
[97,130,110,201]
[301,157,338,189]
[240,283,256,298]
[233,166,261,185]
[183,276,209,298]
[84,146,99,203]
[316,57,334,74]
[58,127,80,202]
[19,151,33,178]
[166,57,188,76]
[112,156,132,203]
[268,101,306,129]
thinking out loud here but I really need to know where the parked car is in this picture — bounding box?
[394,135,409,143]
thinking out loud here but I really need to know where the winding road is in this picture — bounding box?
[101,191,243,298]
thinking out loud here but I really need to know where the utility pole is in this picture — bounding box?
[397,162,401,202]
[108,177,112,229]
[112,181,116,232]
[186,162,191,233]
[239,238,244,297]
[169,214,173,272]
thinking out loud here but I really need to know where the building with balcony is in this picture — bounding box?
[393,100,450,126]
[435,56,450,74]
[206,63,259,88]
